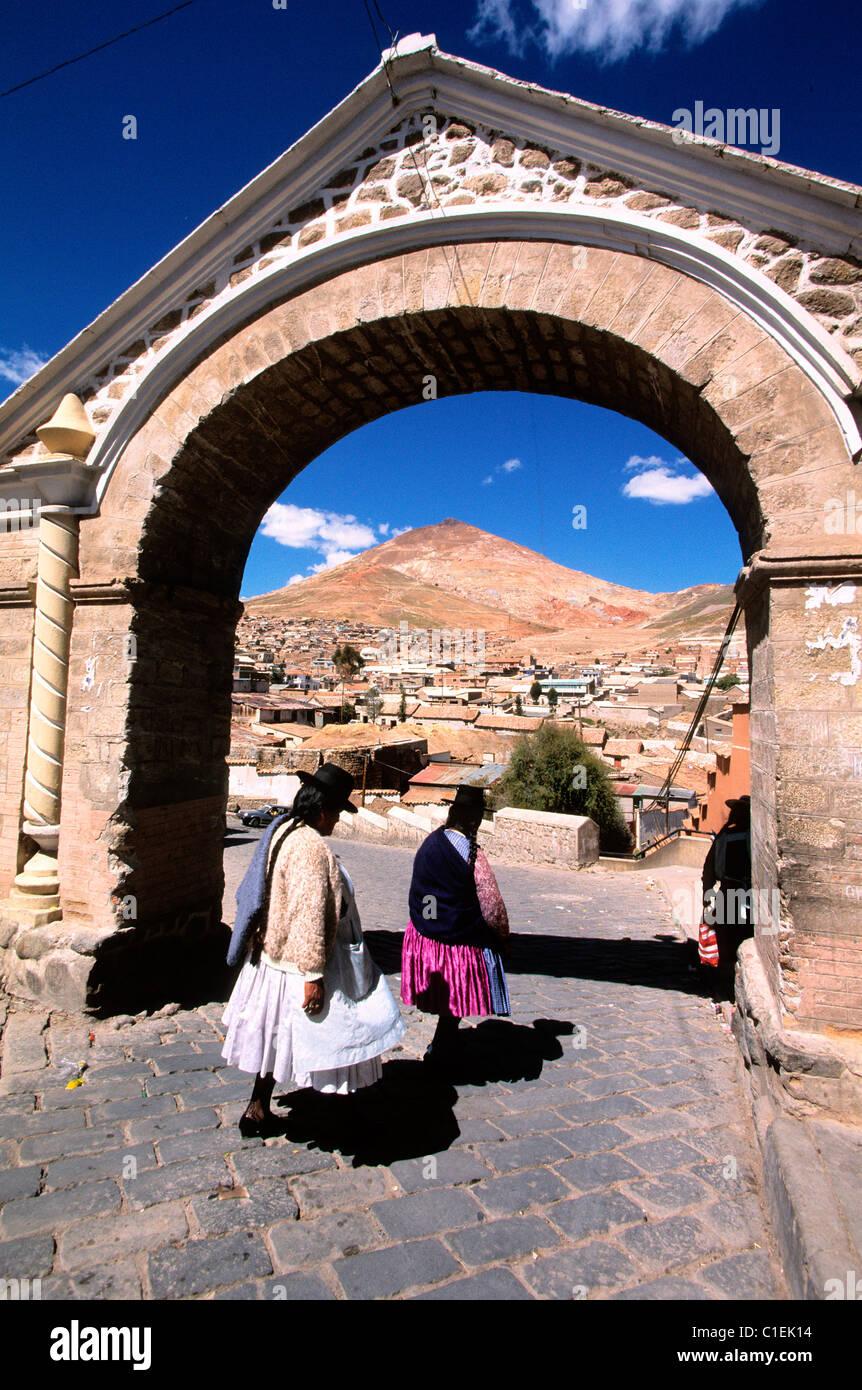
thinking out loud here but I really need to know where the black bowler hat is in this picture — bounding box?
[297,762,358,813]
[451,785,487,814]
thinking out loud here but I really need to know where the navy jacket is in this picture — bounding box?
[408,826,495,947]
[227,813,293,967]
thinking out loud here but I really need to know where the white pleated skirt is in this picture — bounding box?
[221,951,405,1094]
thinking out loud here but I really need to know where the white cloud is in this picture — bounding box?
[389,524,412,537]
[260,503,377,553]
[470,0,759,63]
[0,345,50,387]
[501,457,522,473]
[310,550,355,573]
[378,522,390,535]
[622,455,714,505]
[481,475,494,486]
[287,574,305,586]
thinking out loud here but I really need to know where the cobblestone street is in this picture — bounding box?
[0,835,788,1300]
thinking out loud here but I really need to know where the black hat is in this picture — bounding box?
[451,785,486,813]
[297,762,358,813]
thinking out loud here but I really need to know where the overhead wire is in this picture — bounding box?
[643,598,744,814]
[0,0,202,100]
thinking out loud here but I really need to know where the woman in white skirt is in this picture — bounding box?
[222,763,405,1136]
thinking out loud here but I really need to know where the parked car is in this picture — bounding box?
[236,803,290,829]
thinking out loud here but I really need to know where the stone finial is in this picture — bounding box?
[36,393,95,460]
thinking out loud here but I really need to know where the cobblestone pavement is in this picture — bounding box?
[0,835,788,1300]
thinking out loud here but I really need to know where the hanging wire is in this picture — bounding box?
[643,598,744,813]
[0,0,202,99]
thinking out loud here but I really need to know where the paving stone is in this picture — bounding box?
[0,1165,42,1202]
[636,1085,705,1110]
[333,1238,460,1299]
[0,1233,55,1278]
[125,1106,221,1143]
[620,1170,711,1214]
[231,1145,339,1185]
[146,1070,224,1096]
[554,1095,650,1125]
[471,1167,571,1216]
[98,1095,178,1122]
[38,1078,145,1108]
[292,1164,397,1215]
[553,1122,633,1157]
[18,1124,127,1164]
[157,1126,260,1163]
[190,1177,299,1235]
[43,1143,156,1192]
[477,1134,571,1174]
[578,1074,644,1099]
[388,1150,492,1192]
[493,1109,576,1138]
[452,1118,506,1145]
[546,1190,647,1241]
[614,1108,702,1141]
[612,1276,708,1300]
[261,1272,335,1300]
[124,1155,231,1210]
[619,1137,705,1174]
[498,1084,578,1112]
[0,1108,87,1139]
[413,1267,535,1299]
[448,1213,560,1266]
[701,1196,769,1252]
[524,1240,640,1298]
[186,1081,253,1108]
[41,1260,143,1300]
[148,1229,272,1298]
[618,1212,724,1269]
[269,1211,381,1271]
[554,1151,643,1192]
[699,1251,777,1300]
[0,1179,121,1238]
[58,1202,189,1270]
[83,1062,155,1082]
[638,1064,706,1087]
[371,1187,483,1239]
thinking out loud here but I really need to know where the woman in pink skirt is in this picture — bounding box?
[402,785,510,1064]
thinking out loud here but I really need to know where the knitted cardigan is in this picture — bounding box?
[261,822,342,977]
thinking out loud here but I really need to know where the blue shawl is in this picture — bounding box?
[408,826,494,947]
[227,813,293,967]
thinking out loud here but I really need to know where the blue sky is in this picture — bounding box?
[2,0,858,596]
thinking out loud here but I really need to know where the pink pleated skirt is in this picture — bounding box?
[401,921,509,1019]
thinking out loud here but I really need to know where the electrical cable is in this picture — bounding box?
[0,0,202,100]
[643,599,744,813]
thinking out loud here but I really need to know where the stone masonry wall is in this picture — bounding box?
[4,110,860,466]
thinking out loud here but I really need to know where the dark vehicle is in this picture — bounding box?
[236,803,290,829]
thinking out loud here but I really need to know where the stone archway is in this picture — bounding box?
[1,38,860,1039]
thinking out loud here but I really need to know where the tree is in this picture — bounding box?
[547,686,559,711]
[398,684,407,722]
[716,673,741,690]
[365,686,383,724]
[514,694,523,716]
[333,644,364,722]
[529,680,542,703]
[270,663,285,684]
[492,722,632,853]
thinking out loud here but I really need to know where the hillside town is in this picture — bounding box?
[230,590,750,849]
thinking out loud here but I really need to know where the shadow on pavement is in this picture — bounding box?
[268,1019,572,1167]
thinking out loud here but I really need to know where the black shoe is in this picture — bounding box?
[238,1109,272,1138]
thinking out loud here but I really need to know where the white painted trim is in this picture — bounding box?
[75,203,860,513]
[1,41,859,463]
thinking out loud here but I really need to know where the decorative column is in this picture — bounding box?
[5,395,95,925]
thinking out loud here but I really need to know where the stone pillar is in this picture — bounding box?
[738,547,862,1035]
[6,507,79,923]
